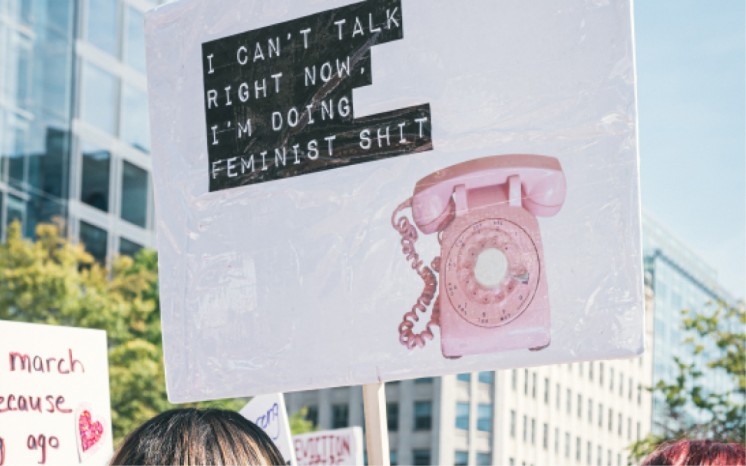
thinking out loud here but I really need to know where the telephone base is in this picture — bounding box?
[528,340,551,352]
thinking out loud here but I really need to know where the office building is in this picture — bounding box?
[642,212,739,434]
[0,0,158,260]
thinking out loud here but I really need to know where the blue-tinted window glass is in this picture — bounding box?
[455,402,469,430]
[124,7,146,73]
[80,145,110,211]
[121,84,149,152]
[477,403,492,432]
[413,401,432,430]
[119,237,142,257]
[414,377,433,384]
[454,451,468,466]
[389,450,397,466]
[121,161,147,227]
[412,449,430,466]
[386,403,398,432]
[331,404,348,429]
[478,371,494,384]
[457,373,470,382]
[80,220,107,263]
[85,0,118,56]
[476,453,492,466]
[81,63,117,134]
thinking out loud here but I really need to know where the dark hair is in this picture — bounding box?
[110,408,285,465]
[641,439,746,466]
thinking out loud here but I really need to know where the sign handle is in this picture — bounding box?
[362,383,390,466]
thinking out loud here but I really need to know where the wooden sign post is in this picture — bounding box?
[362,383,390,466]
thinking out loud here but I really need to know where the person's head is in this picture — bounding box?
[641,439,745,466]
[110,408,285,465]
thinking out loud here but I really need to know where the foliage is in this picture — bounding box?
[629,299,746,461]
[288,407,317,435]
[0,222,245,443]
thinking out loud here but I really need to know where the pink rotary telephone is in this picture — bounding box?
[392,154,566,358]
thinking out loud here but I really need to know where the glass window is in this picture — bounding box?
[85,0,118,56]
[119,237,142,257]
[523,369,529,394]
[530,418,535,444]
[5,194,25,232]
[532,373,536,398]
[476,453,491,466]
[413,401,431,430]
[457,373,471,383]
[587,441,592,465]
[566,388,572,414]
[455,402,469,430]
[412,449,430,466]
[81,62,117,134]
[331,404,348,429]
[454,451,468,466]
[588,399,593,423]
[478,371,493,384]
[80,145,110,211]
[598,403,603,427]
[509,410,516,437]
[80,220,107,263]
[542,423,548,449]
[304,406,318,427]
[544,377,549,403]
[477,404,492,432]
[578,394,583,418]
[576,437,582,461]
[120,84,149,152]
[554,427,559,453]
[386,403,398,432]
[121,161,148,227]
[511,369,517,390]
[523,415,528,442]
[414,377,433,384]
[565,432,570,458]
[123,6,146,73]
[389,450,397,466]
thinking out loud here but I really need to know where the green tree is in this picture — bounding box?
[629,300,746,461]
[0,222,244,443]
[288,407,316,435]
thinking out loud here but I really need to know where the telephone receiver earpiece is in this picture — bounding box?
[411,154,565,233]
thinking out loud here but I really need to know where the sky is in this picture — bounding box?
[634,0,745,300]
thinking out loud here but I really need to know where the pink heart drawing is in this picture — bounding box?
[78,410,104,452]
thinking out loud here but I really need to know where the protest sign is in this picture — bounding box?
[293,427,363,466]
[0,320,112,465]
[239,393,296,465]
[145,0,643,402]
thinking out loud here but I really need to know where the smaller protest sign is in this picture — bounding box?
[0,320,112,465]
[239,393,296,465]
[293,427,363,466]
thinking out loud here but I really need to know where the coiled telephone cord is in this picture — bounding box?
[392,198,441,349]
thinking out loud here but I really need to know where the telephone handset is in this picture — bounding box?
[392,154,566,358]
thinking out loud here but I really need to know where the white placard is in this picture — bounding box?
[239,393,296,465]
[293,427,364,466]
[0,320,113,465]
[145,0,643,402]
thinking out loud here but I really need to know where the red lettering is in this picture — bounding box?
[69,349,84,374]
[0,397,5,413]
[9,352,31,372]
[7,395,15,411]
[55,396,71,414]
[45,357,56,373]
[45,395,56,413]
[0,436,5,465]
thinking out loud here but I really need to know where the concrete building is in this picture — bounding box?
[287,351,653,466]
[0,0,159,259]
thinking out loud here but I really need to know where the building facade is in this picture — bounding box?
[642,212,738,434]
[287,351,653,466]
[0,0,158,260]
